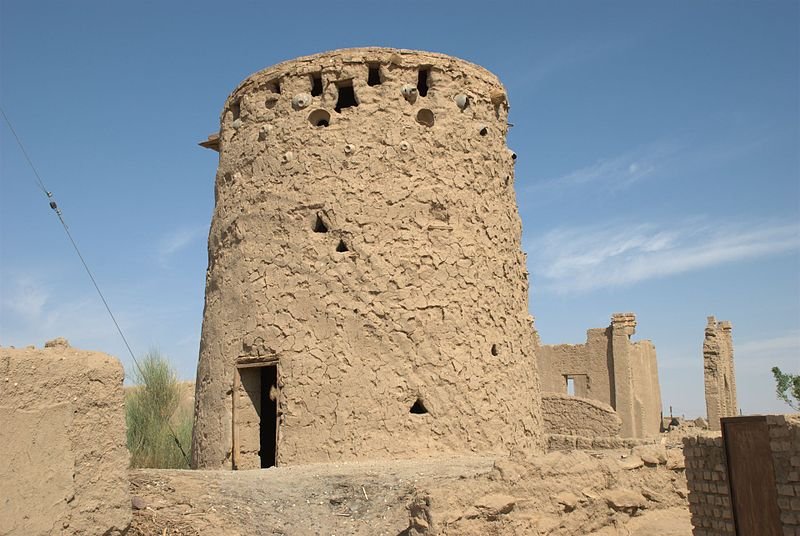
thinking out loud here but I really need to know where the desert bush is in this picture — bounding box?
[126,350,192,468]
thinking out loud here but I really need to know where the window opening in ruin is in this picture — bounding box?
[334,81,358,113]
[336,239,349,252]
[417,67,430,97]
[367,64,382,86]
[313,214,328,233]
[491,344,498,356]
[479,127,488,136]
[311,73,323,96]
[566,377,575,396]
[308,109,330,127]
[410,398,428,414]
[235,364,279,469]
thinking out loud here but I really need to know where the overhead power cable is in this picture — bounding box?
[1,106,190,465]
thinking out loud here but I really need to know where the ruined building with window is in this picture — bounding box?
[191,48,544,469]
[536,313,663,439]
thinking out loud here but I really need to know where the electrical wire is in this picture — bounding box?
[1,106,190,465]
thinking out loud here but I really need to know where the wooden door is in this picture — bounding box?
[721,416,782,536]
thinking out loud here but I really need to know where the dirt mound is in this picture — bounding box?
[129,448,691,535]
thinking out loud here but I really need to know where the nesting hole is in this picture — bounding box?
[229,100,241,121]
[417,67,430,97]
[511,152,517,161]
[479,127,488,136]
[367,64,382,86]
[267,79,281,94]
[491,344,499,356]
[308,109,330,127]
[310,73,323,96]
[410,398,428,414]
[416,109,434,127]
[313,215,328,233]
[334,81,359,113]
[336,239,349,253]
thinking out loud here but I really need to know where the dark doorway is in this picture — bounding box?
[259,365,278,468]
[234,363,279,469]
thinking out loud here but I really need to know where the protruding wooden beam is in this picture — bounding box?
[199,133,220,151]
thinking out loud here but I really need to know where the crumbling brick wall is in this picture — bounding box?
[768,414,800,530]
[192,47,543,469]
[683,415,800,535]
[703,316,738,431]
[0,340,130,535]
[536,313,662,439]
[683,436,735,535]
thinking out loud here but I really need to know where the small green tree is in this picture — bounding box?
[126,350,192,468]
[771,366,800,411]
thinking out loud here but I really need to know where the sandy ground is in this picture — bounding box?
[129,449,692,535]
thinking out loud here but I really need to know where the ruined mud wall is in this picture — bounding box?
[536,313,662,439]
[192,47,543,468]
[541,393,621,437]
[537,328,612,405]
[683,415,800,535]
[0,340,130,535]
[703,317,738,431]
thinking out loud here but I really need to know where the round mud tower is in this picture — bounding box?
[192,48,543,469]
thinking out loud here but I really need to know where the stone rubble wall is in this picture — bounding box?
[0,340,130,535]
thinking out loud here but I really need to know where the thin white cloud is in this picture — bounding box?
[528,143,674,193]
[0,275,49,318]
[528,220,800,293]
[736,331,800,363]
[156,226,204,266]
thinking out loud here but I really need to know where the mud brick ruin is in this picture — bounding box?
[191,48,544,469]
[703,316,738,431]
[0,339,130,535]
[536,313,663,439]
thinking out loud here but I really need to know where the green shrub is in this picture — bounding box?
[125,350,192,468]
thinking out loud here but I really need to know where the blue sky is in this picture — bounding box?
[1,1,798,418]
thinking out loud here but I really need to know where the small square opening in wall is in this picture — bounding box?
[310,73,323,96]
[267,78,281,94]
[417,67,430,97]
[367,64,382,86]
[334,81,358,113]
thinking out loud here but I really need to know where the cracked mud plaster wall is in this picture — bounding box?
[0,343,130,535]
[703,317,738,431]
[541,393,622,437]
[536,313,662,439]
[192,48,543,468]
